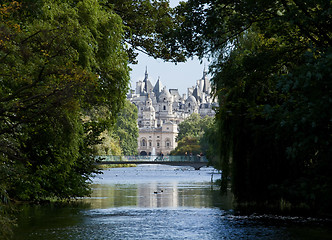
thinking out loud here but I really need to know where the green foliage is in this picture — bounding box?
[0,0,129,202]
[0,0,188,234]
[105,0,186,63]
[172,113,214,155]
[0,186,15,240]
[115,100,139,155]
[0,156,16,240]
[88,100,138,156]
[178,0,332,213]
[177,113,213,141]
[171,136,201,155]
[199,118,220,167]
[93,130,122,156]
[272,50,332,212]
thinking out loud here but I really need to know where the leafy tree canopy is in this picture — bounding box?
[176,0,332,214]
[115,100,139,155]
[171,136,201,155]
[177,113,213,141]
[0,0,129,201]
[172,113,214,155]
[104,0,187,63]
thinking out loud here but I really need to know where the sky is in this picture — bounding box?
[129,0,208,95]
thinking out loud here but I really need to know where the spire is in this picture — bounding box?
[143,66,153,93]
[144,66,148,92]
[202,66,211,94]
[203,64,207,78]
[153,76,164,98]
[145,66,148,79]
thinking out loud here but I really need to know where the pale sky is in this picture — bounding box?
[129,0,209,95]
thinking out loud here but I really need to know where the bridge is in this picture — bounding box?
[95,155,209,170]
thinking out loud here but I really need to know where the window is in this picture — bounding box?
[188,103,191,107]
[157,136,160,138]
[141,139,146,147]
[165,139,170,148]
[157,142,160,147]
[163,105,166,110]
[149,141,152,147]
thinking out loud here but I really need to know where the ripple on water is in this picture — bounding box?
[13,165,332,240]
[64,207,294,240]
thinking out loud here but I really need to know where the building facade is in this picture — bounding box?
[127,67,217,156]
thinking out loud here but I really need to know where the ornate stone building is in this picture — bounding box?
[127,67,217,155]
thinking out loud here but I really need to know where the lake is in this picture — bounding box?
[13,164,332,239]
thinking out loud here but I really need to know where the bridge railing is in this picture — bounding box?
[95,155,208,163]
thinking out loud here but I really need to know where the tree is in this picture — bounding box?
[171,113,214,155]
[176,113,213,141]
[0,0,129,201]
[92,130,122,156]
[199,117,220,167]
[0,0,190,235]
[272,50,332,212]
[115,100,139,155]
[177,113,200,141]
[171,136,201,155]
[104,0,187,63]
[176,0,332,213]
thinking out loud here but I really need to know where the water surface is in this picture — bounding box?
[14,164,332,240]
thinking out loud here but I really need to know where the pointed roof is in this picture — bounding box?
[203,64,207,76]
[153,77,164,98]
[143,66,153,93]
[193,87,202,102]
[144,66,148,79]
[202,67,211,94]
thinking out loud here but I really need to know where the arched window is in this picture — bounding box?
[163,105,166,110]
[141,139,146,147]
[165,138,171,148]
[188,103,191,107]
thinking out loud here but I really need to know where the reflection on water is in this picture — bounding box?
[88,182,226,209]
[84,164,232,210]
[13,165,332,240]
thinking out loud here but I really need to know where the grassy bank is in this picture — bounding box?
[97,164,137,169]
